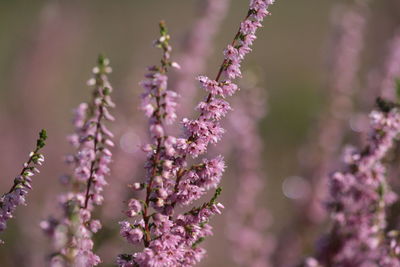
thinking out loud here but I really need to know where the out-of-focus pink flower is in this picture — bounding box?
[312,104,400,266]
[42,56,115,266]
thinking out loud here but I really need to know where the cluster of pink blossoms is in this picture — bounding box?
[0,130,46,243]
[308,103,400,266]
[118,1,275,266]
[41,55,115,267]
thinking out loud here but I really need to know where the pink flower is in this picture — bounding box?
[43,56,115,266]
[225,60,242,79]
[119,1,275,264]
[313,107,400,265]
[221,80,239,96]
[197,76,223,95]
[197,99,231,120]
[0,130,46,242]
[120,222,144,244]
[224,45,239,61]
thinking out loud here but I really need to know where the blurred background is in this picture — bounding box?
[0,0,400,266]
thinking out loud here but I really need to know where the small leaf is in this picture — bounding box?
[209,187,222,205]
[103,87,111,96]
[98,54,106,66]
[396,78,400,103]
[39,129,47,141]
[376,97,395,113]
[159,20,167,36]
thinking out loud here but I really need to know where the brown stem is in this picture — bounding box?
[141,41,169,247]
[7,146,42,195]
[83,104,105,209]
[142,137,162,246]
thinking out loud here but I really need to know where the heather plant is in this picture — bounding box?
[301,26,400,267]
[117,1,275,266]
[4,1,400,267]
[304,97,400,266]
[360,29,400,133]
[41,55,115,267]
[92,0,232,259]
[0,129,47,243]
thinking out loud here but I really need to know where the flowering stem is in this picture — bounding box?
[172,12,252,203]
[143,138,162,246]
[306,99,400,266]
[84,104,104,209]
[42,55,114,266]
[141,20,170,247]
[213,13,251,83]
[7,130,47,194]
[0,129,46,240]
[118,2,275,265]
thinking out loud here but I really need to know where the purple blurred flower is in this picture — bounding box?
[313,104,400,266]
[42,55,115,266]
